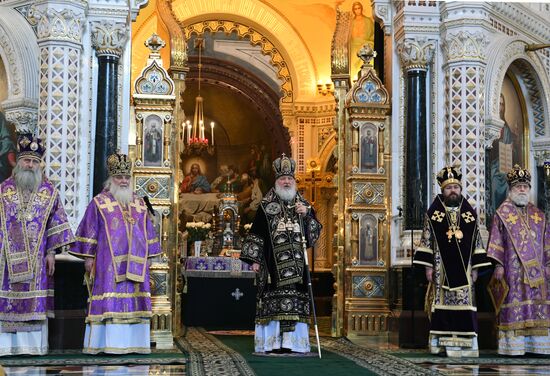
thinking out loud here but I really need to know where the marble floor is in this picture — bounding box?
[350,336,550,376]
[2,333,550,375]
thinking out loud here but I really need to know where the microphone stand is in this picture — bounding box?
[296,204,322,359]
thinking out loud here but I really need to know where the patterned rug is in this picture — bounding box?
[176,327,255,376]
[179,327,441,376]
[319,337,441,376]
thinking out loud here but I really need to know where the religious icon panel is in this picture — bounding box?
[486,73,527,225]
[143,114,164,167]
[359,214,378,265]
[360,123,378,173]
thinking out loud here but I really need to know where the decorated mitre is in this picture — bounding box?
[17,133,45,161]
[506,164,531,187]
[272,153,296,179]
[436,166,462,189]
[107,152,132,176]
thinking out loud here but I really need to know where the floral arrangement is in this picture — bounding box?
[186,221,212,242]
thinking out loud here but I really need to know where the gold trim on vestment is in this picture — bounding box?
[0,289,54,299]
[83,347,151,354]
[499,327,549,337]
[501,299,550,308]
[47,222,72,237]
[75,236,98,245]
[147,237,158,245]
[85,311,153,322]
[89,292,151,301]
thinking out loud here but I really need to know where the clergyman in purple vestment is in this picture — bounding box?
[70,152,161,354]
[0,134,74,356]
[487,164,550,356]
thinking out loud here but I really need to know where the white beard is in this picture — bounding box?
[13,165,42,193]
[275,184,297,203]
[510,191,529,207]
[109,183,134,206]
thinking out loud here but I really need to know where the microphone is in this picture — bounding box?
[143,196,156,216]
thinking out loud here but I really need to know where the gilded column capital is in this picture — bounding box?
[396,38,436,71]
[91,21,129,58]
[442,30,489,63]
[27,4,85,44]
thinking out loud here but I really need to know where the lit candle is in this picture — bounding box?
[210,122,215,146]
[186,121,191,144]
[199,120,203,139]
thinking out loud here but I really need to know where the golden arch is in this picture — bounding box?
[169,0,317,100]
[183,20,293,103]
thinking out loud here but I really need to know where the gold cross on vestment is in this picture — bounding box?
[431,211,445,222]
[462,211,475,223]
[36,189,50,202]
[531,212,543,224]
[130,199,147,213]
[3,187,16,200]
[99,198,118,212]
[506,213,518,225]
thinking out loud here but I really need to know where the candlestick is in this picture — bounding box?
[210,122,215,146]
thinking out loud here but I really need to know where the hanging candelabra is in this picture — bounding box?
[183,37,215,156]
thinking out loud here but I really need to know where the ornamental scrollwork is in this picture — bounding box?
[91,21,129,58]
[396,38,436,71]
[442,31,488,62]
[28,6,85,43]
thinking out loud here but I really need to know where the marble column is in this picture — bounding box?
[442,30,488,223]
[27,2,85,228]
[91,21,128,196]
[397,38,435,229]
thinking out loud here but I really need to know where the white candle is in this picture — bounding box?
[187,121,191,143]
[210,122,215,146]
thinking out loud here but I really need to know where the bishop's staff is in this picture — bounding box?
[545,161,550,220]
[293,199,322,359]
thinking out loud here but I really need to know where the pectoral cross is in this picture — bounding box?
[99,198,118,213]
[446,228,454,241]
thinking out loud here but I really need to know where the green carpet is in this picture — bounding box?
[215,335,378,376]
[0,348,186,367]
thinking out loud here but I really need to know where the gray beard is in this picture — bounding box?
[109,184,134,206]
[510,191,529,207]
[275,185,297,202]
[13,166,42,193]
